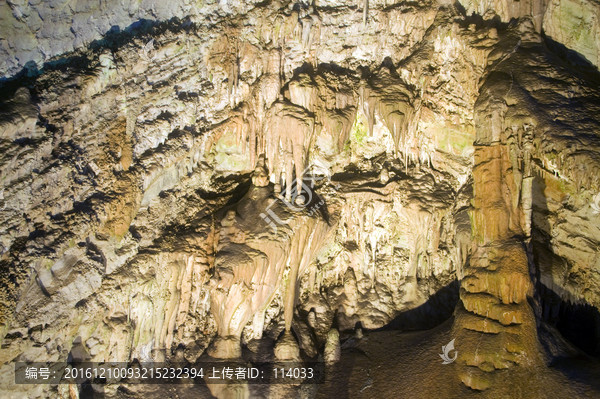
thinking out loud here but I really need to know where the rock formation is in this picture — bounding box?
[0,0,599,398]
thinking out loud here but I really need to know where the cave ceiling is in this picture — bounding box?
[0,0,600,398]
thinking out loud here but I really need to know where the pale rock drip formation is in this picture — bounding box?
[297,165,464,334]
[0,0,599,398]
[206,160,331,359]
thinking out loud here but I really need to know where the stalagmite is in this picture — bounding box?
[453,69,543,391]
[324,328,341,365]
[0,2,599,398]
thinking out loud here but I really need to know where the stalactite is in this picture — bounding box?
[285,144,294,201]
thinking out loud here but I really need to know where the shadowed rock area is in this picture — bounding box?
[0,0,599,398]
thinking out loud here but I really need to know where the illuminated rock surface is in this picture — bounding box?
[0,1,599,398]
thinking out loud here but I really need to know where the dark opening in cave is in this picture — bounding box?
[539,284,600,357]
[377,279,460,332]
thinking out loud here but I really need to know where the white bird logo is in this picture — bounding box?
[440,339,458,364]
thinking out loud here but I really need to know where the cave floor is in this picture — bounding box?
[103,319,600,399]
[316,319,600,399]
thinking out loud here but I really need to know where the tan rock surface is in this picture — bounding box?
[0,1,598,398]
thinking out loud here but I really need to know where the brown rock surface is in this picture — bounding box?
[0,1,599,398]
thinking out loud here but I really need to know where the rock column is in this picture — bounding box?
[453,86,542,391]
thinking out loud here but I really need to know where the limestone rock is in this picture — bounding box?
[543,0,600,68]
[0,1,598,398]
[274,331,301,362]
[323,328,341,365]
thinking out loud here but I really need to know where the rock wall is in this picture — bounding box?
[1,0,600,79]
[0,3,490,395]
[543,0,600,68]
[458,0,600,69]
[0,0,212,78]
[458,0,549,29]
[0,0,599,398]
